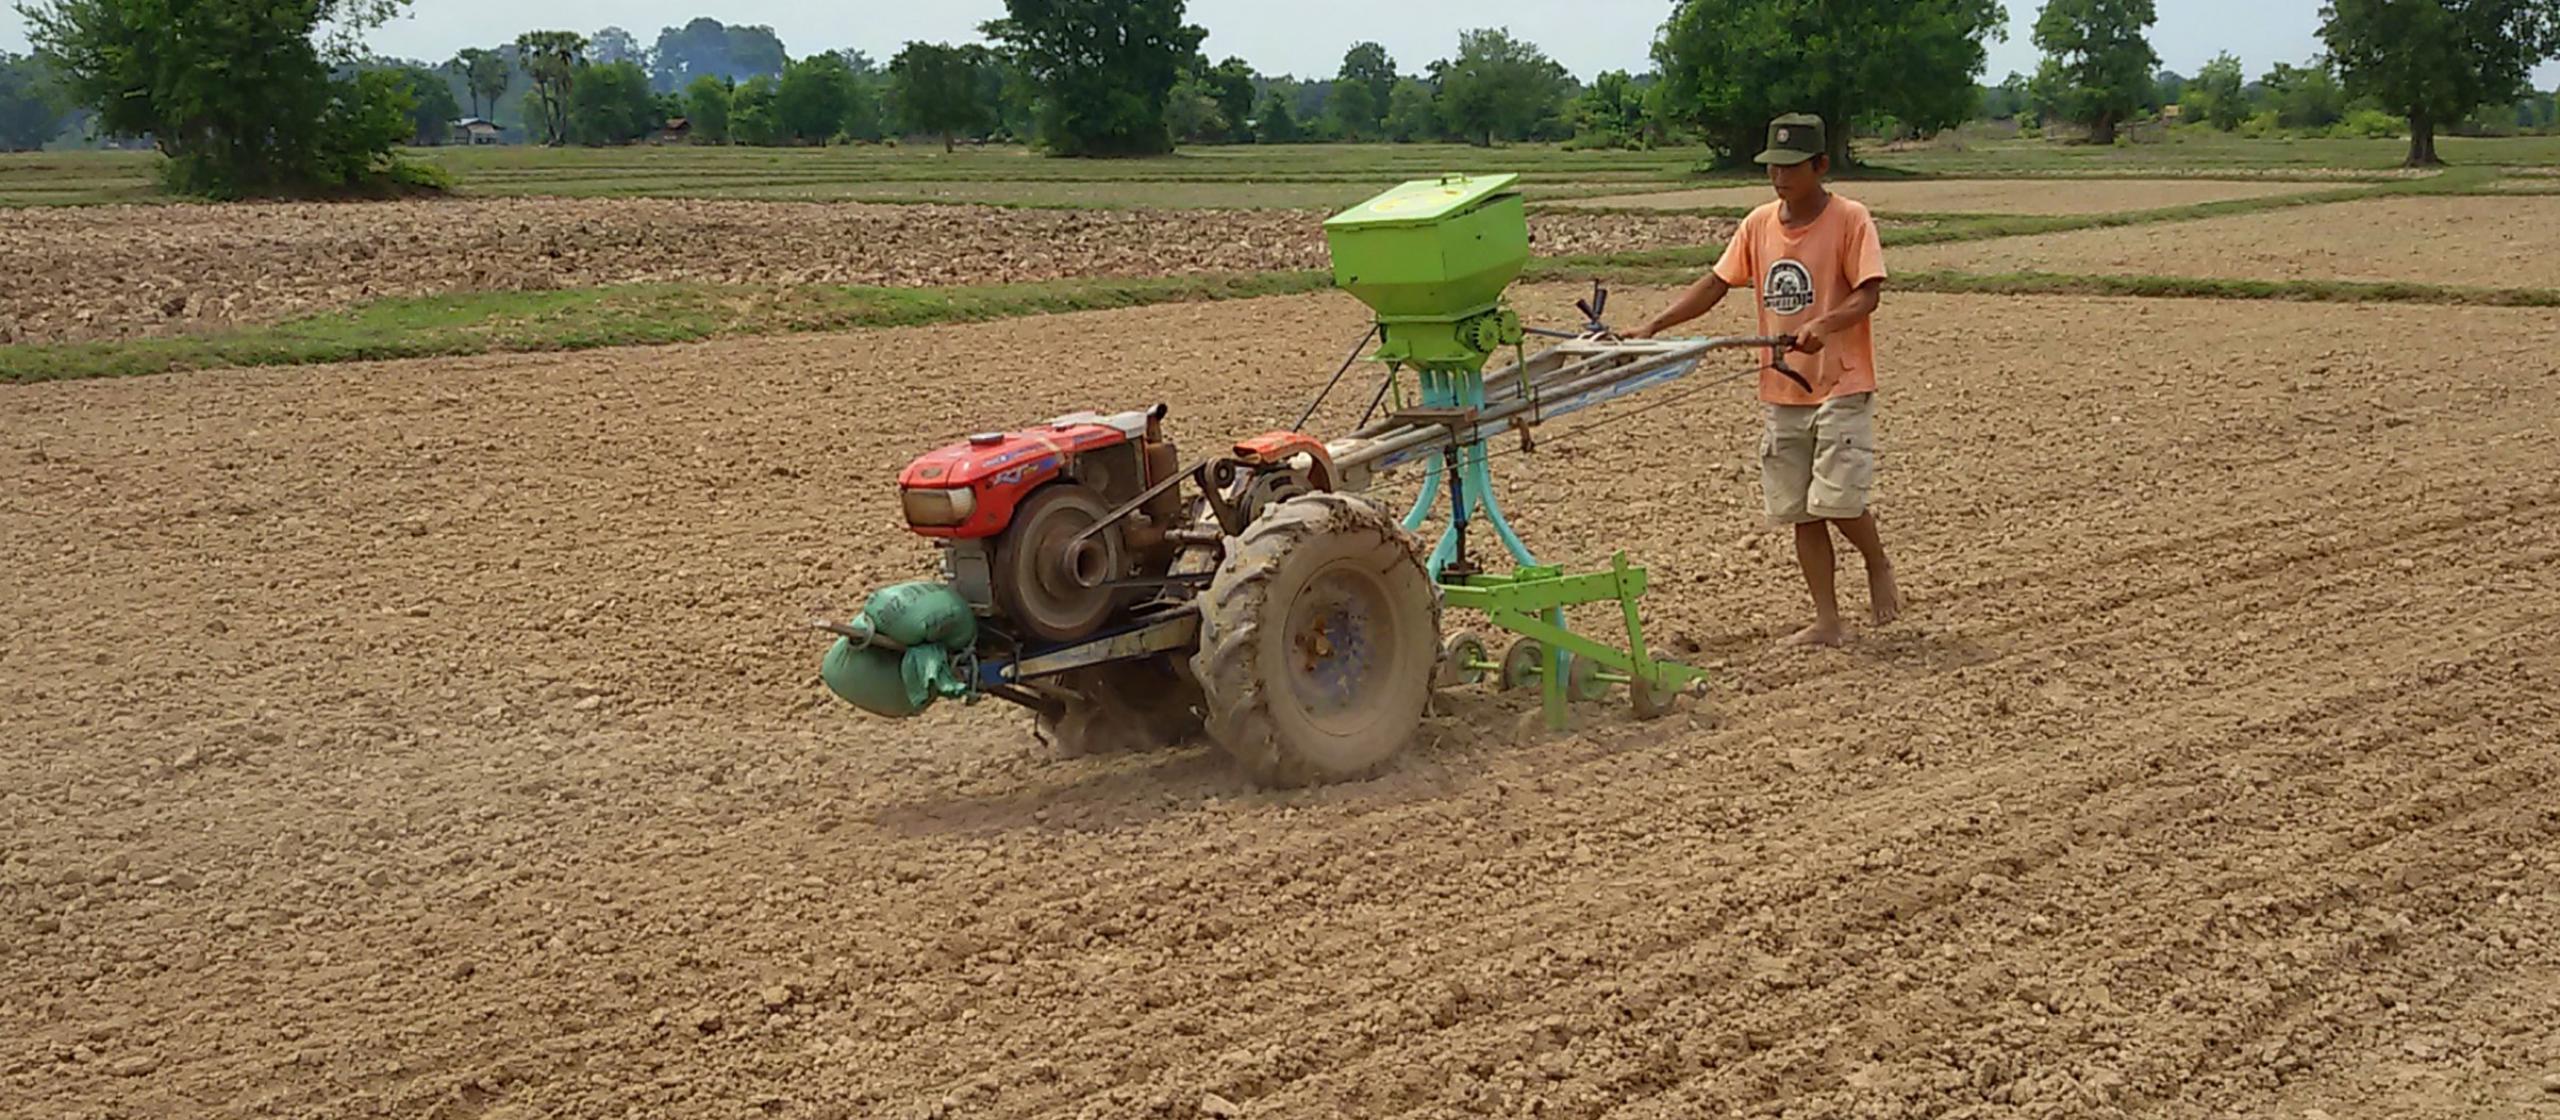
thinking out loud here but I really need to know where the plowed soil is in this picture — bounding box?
[1899,195,2560,287]
[1556,178,2323,214]
[6,288,2560,1120]
[0,199,1731,344]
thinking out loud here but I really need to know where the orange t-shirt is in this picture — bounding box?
[1711,194,1887,406]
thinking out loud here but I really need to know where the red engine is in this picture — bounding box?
[896,406,1188,643]
[899,412,1130,538]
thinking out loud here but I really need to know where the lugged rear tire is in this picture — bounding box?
[1191,492,1439,787]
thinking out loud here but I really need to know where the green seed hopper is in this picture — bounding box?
[1322,173,1528,372]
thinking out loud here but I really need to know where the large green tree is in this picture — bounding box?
[2181,51,2247,129]
[450,46,510,119]
[1570,69,1649,148]
[1326,80,1379,139]
[25,0,424,195]
[981,0,1206,156]
[1435,28,1568,147]
[2030,0,2159,144]
[587,26,642,67]
[1383,77,1438,141]
[1204,57,1257,142]
[2321,0,2560,165]
[0,50,68,150]
[684,74,731,142]
[1656,0,2008,166]
[1335,41,1396,133]
[1164,71,1226,142]
[774,53,857,144]
[976,47,1041,141]
[649,17,786,90]
[838,53,887,142]
[1253,88,1301,142]
[2261,59,2348,128]
[890,42,993,151]
[568,59,655,145]
[515,30,585,144]
[730,74,780,144]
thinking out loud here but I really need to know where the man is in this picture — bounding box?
[1629,113,1901,647]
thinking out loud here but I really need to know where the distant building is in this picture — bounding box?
[453,118,503,146]
[655,117,692,145]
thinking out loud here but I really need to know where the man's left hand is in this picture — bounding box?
[1791,322,1829,354]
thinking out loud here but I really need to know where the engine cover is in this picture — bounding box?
[897,409,1152,540]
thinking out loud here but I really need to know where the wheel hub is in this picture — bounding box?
[1284,564,1390,730]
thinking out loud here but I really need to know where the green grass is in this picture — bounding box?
[12,134,2557,209]
[0,271,1330,383]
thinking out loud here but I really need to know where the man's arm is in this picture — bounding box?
[1791,278,1882,354]
[1627,273,1732,340]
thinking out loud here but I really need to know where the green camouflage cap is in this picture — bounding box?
[1755,113,1826,166]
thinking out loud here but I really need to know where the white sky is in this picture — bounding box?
[6,0,2556,86]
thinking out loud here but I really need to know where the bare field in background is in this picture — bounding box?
[1556,177,2330,214]
[0,198,1735,343]
[1898,195,2560,288]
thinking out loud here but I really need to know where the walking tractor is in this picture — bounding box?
[814,173,1797,786]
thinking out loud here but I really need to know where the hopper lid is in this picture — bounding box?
[1324,173,1521,230]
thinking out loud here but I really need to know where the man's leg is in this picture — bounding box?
[1805,392,1899,630]
[1831,512,1901,626]
[1785,519,1846,646]
[1761,404,1839,646]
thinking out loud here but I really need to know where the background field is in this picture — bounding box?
[9,132,2560,208]
[7,136,2560,1120]
[1554,177,2329,214]
[1898,195,2560,288]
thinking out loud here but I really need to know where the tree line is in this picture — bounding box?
[1978,51,2560,142]
[1981,0,2560,163]
[436,0,2557,168]
[10,0,2559,192]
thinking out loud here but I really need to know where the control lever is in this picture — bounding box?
[1572,280,1611,335]
[1769,335,1814,394]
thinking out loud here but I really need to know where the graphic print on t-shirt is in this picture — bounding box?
[1764,259,1815,315]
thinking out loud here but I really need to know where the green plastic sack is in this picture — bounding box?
[864,581,978,649]
[818,581,979,717]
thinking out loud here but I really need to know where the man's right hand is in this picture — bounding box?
[1624,321,1659,340]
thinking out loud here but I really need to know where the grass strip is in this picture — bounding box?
[1,271,1330,384]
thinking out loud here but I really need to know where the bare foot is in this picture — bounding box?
[1779,619,1847,648]
[1868,561,1902,626]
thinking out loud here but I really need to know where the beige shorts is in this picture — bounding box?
[1762,392,1877,525]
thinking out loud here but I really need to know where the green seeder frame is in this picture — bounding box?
[1439,556,1707,731]
[1396,366,1708,731]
